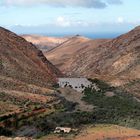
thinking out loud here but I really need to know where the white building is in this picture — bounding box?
[54,127,72,133]
[58,78,92,92]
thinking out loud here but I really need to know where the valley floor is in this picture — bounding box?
[57,87,93,111]
[40,124,140,140]
[0,78,140,140]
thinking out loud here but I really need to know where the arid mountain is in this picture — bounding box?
[0,27,61,90]
[62,26,140,86]
[0,27,140,140]
[46,35,109,72]
[22,34,68,52]
[0,27,64,134]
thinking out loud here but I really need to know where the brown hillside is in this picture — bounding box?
[0,27,61,89]
[46,36,109,72]
[63,27,140,86]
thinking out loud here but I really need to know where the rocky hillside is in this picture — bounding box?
[62,27,140,86]
[0,27,63,135]
[22,34,68,52]
[0,27,61,90]
[46,35,109,72]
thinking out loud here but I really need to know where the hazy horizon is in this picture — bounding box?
[20,32,123,39]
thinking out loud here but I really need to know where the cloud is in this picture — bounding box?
[56,16,71,27]
[2,0,123,8]
[106,0,123,5]
[117,17,124,24]
[55,16,90,27]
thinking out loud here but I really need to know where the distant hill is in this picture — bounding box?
[21,26,140,95]
[22,34,69,52]
[46,35,110,74]
[61,26,140,87]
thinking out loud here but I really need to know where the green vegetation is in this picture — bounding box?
[37,79,139,130]
[1,78,140,138]
[88,78,115,91]
[52,83,59,88]
[0,127,12,136]
[83,79,140,129]
[27,79,140,138]
[53,100,77,112]
[0,58,3,70]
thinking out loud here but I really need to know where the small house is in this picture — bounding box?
[54,127,72,133]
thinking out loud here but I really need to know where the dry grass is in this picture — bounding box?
[0,101,19,116]
[0,88,55,104]
[75,124,140,140]
[40,124,140,140]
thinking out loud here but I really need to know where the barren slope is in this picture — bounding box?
[0,27,62,89]
[64,26,140,86]
[0,27,64,131]
[46,35,109,72]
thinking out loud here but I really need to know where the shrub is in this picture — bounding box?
[52,83,59,88]
[88,78,114,91]
[0,127,12,136]
[0,59,3,70]
[83,80,140,129]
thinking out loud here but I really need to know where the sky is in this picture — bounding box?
[0,0,140,38]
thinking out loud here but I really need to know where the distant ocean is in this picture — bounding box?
[83,32,122,39]
[41,32,123,39]
[40,33,122,39]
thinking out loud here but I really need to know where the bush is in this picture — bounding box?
[88,78,114,91]
[82,80,140,129]
[52,83,59,88]
[0,59,3,70]
[0,127,12,136]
